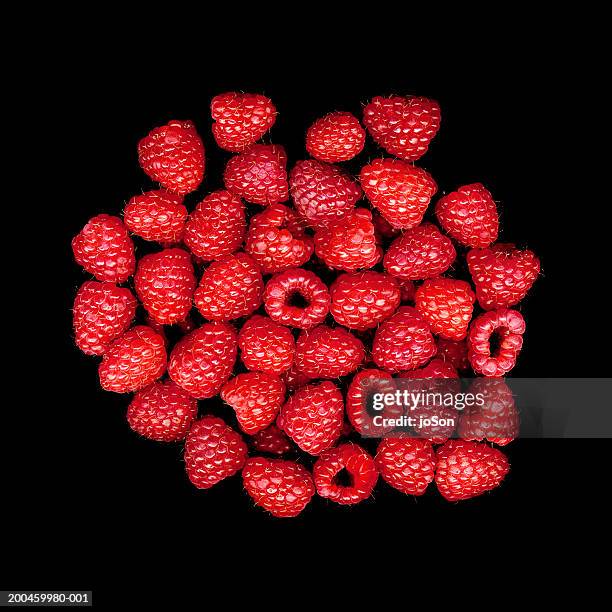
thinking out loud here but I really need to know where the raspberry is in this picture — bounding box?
[278,381,344,455]
[294,325,365,379]
[183,190,246,262]
[346,369,396,436]
[281,363,313,392]
[224,144,289,205]
[245,203,313,273]
[289,159,362,228]
[363,95,441,161]
[436,337,470,372]
[372,211,400,240]
[375,437,436,496]
[72,281,137,355]
[98,326,167,393]
[384,223,456,281]
[72,214,135,284]
[467,243,540,310]
[184,416,248,489]
[250,424,293,456]
[211,92,277,152]
[168,323,237,398]
[435,440,510,501]
[123,189,187,244]
[398,278,416,303]
[400,357,458,380]
[127,380,198,442]
[263,268,330,329]
[435,183,499,248]
[194,252,263,322]
[458,379,519,446]
[242,457,315,517]
[415,278,475,341]
[306,112,366,162]
[138,120,205,195]
[330,271,400,331]
[134,248,196,325]
[314,208,382,272]
[221,372,286,434]
[313,443,378,505]
[238,314,295,375]
[372,306,436,373]
[360,158,437,229]
[468,308,525,377]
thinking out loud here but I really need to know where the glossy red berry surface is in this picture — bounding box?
[306,111,366,162]
[250,424,293,456]
[127,380,198,442]
[263,268,330,329]
[194,252,263,322]
[73,281,137,355]
[360,158,437,229]
[72,214,135,284]
[184,417,248,489]
[242,457,315,517]
[363,95,441,161]
[314,442,378,505]
[138,120,205,195]
[211,92,276,152]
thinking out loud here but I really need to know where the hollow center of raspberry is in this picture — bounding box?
[287,291,309,309]
[489,329,505,356]
[333,468,354,488]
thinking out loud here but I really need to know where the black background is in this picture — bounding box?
[4,33,609,603]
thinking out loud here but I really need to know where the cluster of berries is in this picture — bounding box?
[71,92,540,516]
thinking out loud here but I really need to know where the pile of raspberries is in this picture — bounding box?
[71,92,540,516]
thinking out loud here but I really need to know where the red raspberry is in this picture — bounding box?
[72,281,137,355]
[242,457,315,517]
[138,120,205,195]
[435,440,510,501]
[211,92,277,152]
[281,363,313,392]
[238,314,295,375]
[398,279,416,303]
[375,437,436,496]
[360,158,437,229]
[221,372,286,434]
[250,424,293,456]
[384,223,456,281]
[436,337,470,372]
[346,369,396,436]
[289,159,362,229]
[224,144,289,205]
[98,326,167,393]
[72,214,135,283]
[372,211,401,241]
[330,271,400,330]
[415,278,475,341]
[127,380,198,442]
[183,190,246,262]
[458,379,519,446]
[184,416,247,489]
[134,248,196,325]
[435,183,499,248]
[468,308,525,377]
[263,268,330,329]
[245,203,313,273]
[294,325,365,378]
[372,306,436,372]
[398,359,460,444]
[363,95,441,161]
[278,381,344,455]
[314,208,382,272]
[194,252,263,322]
[467,243,540,310]
[123,189,187,244]
[313,442,378,505]
[168,323,237,398]
[306,112,366,162]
